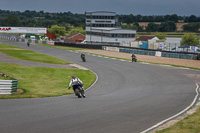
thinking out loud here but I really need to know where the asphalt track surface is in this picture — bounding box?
[0,39,199,133]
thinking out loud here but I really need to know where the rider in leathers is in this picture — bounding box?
[68,75,85,97]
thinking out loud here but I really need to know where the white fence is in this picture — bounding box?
[0,80,18,95]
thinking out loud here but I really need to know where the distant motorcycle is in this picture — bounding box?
[132,56,137,62]
[81,54,86,62]
[82,56,86,62]
[131,54,137,62]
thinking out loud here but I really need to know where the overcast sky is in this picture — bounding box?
[0,0,200,16]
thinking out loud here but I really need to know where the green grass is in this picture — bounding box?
[156,107,200,133]
[36,43,87,51]
[0,62,96,99]
[0,43,70,64]
[140,61,200,70]
[0,75,13,80]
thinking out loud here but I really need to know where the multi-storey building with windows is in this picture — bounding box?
[85,11,136,46]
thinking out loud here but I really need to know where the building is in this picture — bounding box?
[64,33,85,43]
[85,11,136,46]
[135,36,159,43]
[131,36,165,49]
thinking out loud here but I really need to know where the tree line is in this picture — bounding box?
[117,14,200,23]
[0,10,85,30]
[0,9,200,33]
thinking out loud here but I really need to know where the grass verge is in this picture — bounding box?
[0,43,70,64]
[0,62,96,99]
[140,61,200,70]
[156,106,200,133]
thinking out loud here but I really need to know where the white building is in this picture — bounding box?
[85,11,136,46]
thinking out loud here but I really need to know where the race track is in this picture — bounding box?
[0,39,199,133]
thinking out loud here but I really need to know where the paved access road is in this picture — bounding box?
[0,39,198,133]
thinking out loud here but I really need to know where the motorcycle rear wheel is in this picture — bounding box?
[75,89,82,98]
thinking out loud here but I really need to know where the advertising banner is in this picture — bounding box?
[155,51,162,57]
[0,27,47,34]
[104,46,119,52]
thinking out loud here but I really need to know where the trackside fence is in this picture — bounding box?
[102,46,197,60]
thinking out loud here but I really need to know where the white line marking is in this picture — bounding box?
[140,63,150,64]
[85,70,98,91]
[180,68,190,70]
[141,83,199,133]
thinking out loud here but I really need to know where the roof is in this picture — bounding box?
[91,27,120,31]
[135,36,156,41]
[66,33,85,39]
[85,11,115,14]
[91,27,136,32]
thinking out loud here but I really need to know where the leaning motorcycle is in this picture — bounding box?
[82,56,86,62]
[132,56,137,62]
[72,84,85,98]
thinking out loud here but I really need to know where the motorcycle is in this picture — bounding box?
[132,56,137,62]
[82,56,86,62]
[72,84,85,98]
[81,54,86,62]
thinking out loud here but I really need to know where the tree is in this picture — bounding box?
[188,15,198,22]
[134,22,143,32]
[145,22,160,32]
[124,14,135,24]
[159,22,176,32]
[136,15,142,22]
[67,27,86,35]
[164,15,170,22]
[147,16,155,22]
[155,16,164,22]
[154,32,166,40]
[169,14,178,22]
[183,23,200,32]
[181,33,199,46]
[121,23,143,32]
[3,15,21,26]
[48,25,66,37]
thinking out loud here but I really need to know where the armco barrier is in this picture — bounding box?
[106,47,197,60]
[0,80,18,95]
[55,42,108,49]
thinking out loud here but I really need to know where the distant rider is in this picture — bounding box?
[68,75,85,97]
[81,53,85,60]
[131,53,136,62]
[27,40,30,47]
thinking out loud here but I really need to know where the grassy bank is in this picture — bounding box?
[0,62,96,99]
[0,43,70,64]
[156,105,200,133]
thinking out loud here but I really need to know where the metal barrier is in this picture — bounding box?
[0,80,18,95]
[103,46,197,60]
